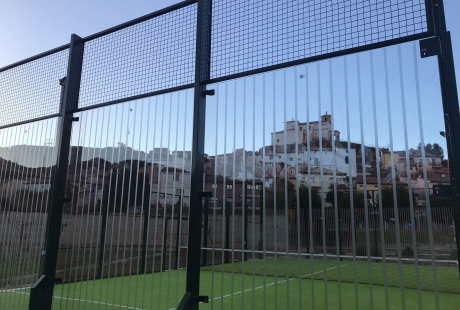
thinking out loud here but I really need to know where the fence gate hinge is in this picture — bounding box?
[67,116,79,122]
[201,89,215,97]
[419,37,442,58]
[195,295,209,303]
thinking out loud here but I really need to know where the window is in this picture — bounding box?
[279,156,282,159]
[277,139,279,142]
[299,126,302,130]
[299,157,302,161]
[290,158,293,161]
[269,155,273,160]
[211,184,217,189]
[314,158,319,165]
[227,184,233,190]
[345,156,349,164]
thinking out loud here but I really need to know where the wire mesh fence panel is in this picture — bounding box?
[0,50,69,127]
[199,41,459,310]
[0,118,59,309]
[54,89,194,310]
[76,3,197,110]
[210,0,430,80]
[0,1,459,310]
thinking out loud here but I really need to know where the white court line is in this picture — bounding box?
[6,289,144,310]
[0,287,30,293]
[168,264,346,310]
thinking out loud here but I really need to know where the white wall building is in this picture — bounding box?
[259,148,357,177]
[271,114,340,146]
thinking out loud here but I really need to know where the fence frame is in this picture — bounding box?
[428,0,460,270]
[0,0,458,309]
[28,34,85,309]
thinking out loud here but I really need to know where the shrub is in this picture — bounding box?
[402,246,414,258]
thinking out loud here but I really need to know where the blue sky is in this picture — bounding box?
[0,0,458,159]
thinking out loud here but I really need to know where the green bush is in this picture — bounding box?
[402,246,414,258]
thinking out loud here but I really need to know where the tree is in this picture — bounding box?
[298,185,321,209]
[325,190,364,209]
[425,143,433,154]
[379,187,414,209]
[265,179,321,209]
[432,143,444,160]
[265,178,296,209]
[417,142,444,160]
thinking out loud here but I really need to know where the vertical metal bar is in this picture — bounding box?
[241,77,247,308]
[412,41,440,310]
[369,50,389,310]
[140,98,153,275]
[272,72,279,310]
[166,94,182,307]
[293,66,302,310]
[317,61,328,310]
[431,0,460,270]
[357,53,374,309]
[134,99,149,307]
[344,56,360,310]
[329,59,342,310]
[221,84,229,308]
[383,48,406,309]
[210,84,219,309]
[28,33,84,310]
[231,80,237,310]
[178,0,212,308]
[149,95,162,309]
[305,63,315,310]
[95,108,110,281]
[103,102,121,306]
[261,73,267,308]
[175,89,191,302]
[251,75,256,310]
[282,69,290,310]
[126,99,143,307]
[159,93,173,309]
[397,45,422,310]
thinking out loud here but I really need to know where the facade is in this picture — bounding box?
[271,113,340,146]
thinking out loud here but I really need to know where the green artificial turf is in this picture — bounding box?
[1,261,459,310]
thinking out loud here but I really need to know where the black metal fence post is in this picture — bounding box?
[178,0,212,309]
[202,198,209,266]
[225,201,230,263]
[429,0,460,269]
[243,181,248,261]
[140,181,151,273]
[175,194,183,270]
[162,217,169,272]
[97,185,109,278]
[28,34,84,310]
[259,190,264,258]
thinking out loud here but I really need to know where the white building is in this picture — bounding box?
[259,148,357,177]
[271,113,340,146]
[152,166,190,207]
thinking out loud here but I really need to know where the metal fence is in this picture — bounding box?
[0,0,459,310]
